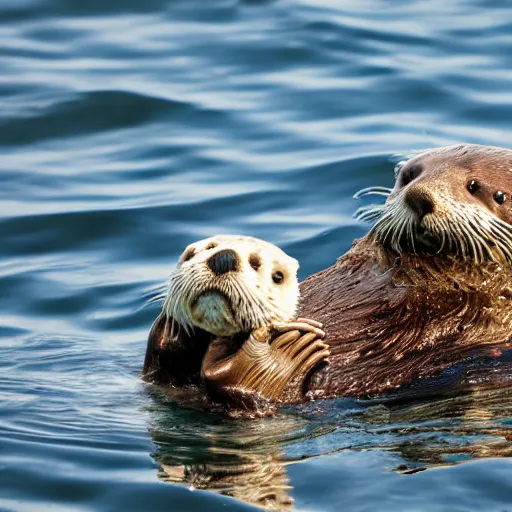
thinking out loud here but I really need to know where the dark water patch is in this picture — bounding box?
[0,91,217,147]
[0,325,30,338]
[0,0,174,22]
[292,155,395,197]
[287,225,365,279]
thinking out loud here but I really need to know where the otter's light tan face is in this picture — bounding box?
[163,235,300,337]
[356,144,512,264]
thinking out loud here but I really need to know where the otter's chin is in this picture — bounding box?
[189,291,239,337]
[378,223,442,256]
[412,225,439,252]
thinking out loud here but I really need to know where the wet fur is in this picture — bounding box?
[142,314,213,386]
[301,237,512,398]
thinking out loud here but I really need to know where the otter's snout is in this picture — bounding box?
[405,188,434,221]
[207,249,239,275]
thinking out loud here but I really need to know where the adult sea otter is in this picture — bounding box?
[299,143,512,400]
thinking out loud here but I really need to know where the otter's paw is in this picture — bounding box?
[269,319,329,382]
[271,317,325,338]
[235,319,329,402]
[201,319,329,408]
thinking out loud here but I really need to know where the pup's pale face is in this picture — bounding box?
[163,235,300,337]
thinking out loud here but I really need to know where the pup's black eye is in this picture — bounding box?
[205,242,218,250]
[467,180,479,194]
[272,271,284,284]
[494,190,506,205]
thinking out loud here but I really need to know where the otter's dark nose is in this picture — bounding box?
[207,249,239,275]
[404,188,434,220]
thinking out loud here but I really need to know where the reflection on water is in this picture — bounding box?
[382,387,512,472]
[155,416,300,510]
[146,388,331,510]
[146,385,512,510]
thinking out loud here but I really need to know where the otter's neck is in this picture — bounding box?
[299,237,512,399]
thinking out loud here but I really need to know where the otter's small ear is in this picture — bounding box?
[179,246,196,264]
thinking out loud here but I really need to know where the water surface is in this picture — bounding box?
[2,0,512,510]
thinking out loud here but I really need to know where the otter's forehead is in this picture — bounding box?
[400,144,512,182]
[183,234,298,269]
[389,145,512,202]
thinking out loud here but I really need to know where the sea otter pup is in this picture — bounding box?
[142,235,329,408]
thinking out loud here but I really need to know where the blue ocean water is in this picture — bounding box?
[1,0,512,510]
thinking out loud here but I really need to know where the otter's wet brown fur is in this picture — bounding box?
[302,236,512,398]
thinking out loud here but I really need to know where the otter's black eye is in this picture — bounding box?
[467,180,479,194]
[494,190,506,205]
[272,271,284,284]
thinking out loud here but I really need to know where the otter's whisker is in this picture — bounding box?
[373,202,401,250]
[353,186,393,199]
[395,210,409,252]
[451,221,465,260]
[444,216,455,254]
[231,276,266,329]
[458,215,481,263]
[390,208,401,251]
[489,220,512,262]
[394,203,409,252]
[467,217,495,263]
[144,293,167,306]
[467,212,491,262]
[231,278,256,329]
[490,218,512,249]
[434,217,447,254]
[380,221,394,250]
[172,271,200,333]
[407,216,416,255]
[461,224,473,261]
[354,205,386,223]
